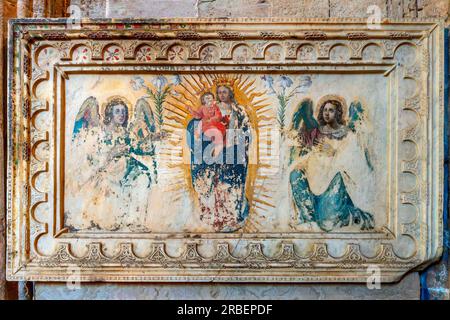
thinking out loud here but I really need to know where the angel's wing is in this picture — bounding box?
[347,101,365,132]
[347,100,373,171]
[130,97,156,140]
[73,96,100,138]
[122,98,158,187]
[291,98,319,131]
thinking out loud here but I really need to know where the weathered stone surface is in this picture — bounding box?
[50,0,72,17]
[423,258,450,300]
[400,0,420,18]
[70,0,450,19]
[16,0,31,17]
[330,0,387,18]
[34,272,420,300]
[270,0,329,18]
[71,0,199,18]
[198,0,271,18]
[385,0,401,18]
[71,0,106,18]
[1,0,20,301]
[421,0,449,18]
[105,0,198,18]
[32,0,46,17]
[385,0,449,19]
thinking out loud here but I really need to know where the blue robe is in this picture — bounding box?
[289,169,374,231]
[187,118,250,230]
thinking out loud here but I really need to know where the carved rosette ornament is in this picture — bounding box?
[6,18,444,282]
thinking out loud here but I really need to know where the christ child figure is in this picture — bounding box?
[188,92,228,157]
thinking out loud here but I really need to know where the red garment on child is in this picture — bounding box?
[191,102,228,143]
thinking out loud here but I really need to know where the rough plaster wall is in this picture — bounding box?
[0,0,448,299]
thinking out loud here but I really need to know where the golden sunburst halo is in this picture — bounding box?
[160,73,278,232]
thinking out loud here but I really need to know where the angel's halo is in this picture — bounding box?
[100,95,135,119]
[315,94,348,122]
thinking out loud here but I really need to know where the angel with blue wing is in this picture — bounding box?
[72,96,100,139]
[289,96,375,232]
[65,95,161,232]
[122,97,160,188]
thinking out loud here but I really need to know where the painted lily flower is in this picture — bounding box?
[169,75,182,96]
[295,75,313,93]
[130,76,146,91]
[278,75,293,90]
[261,75,276,95]
[152,75,168,92]
[171,74,182,86]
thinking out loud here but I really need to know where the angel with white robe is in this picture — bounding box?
[288,96,375,232]
[65,95,160,231]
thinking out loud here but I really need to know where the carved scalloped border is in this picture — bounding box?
[35,242,415,269]
[7,19,444,282]
[30,38,419,65]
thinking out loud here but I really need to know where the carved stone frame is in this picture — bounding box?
[6,18,445,282]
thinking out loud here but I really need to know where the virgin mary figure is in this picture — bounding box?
[186,84,251,232]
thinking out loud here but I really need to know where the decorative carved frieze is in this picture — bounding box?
[6,18,444,283]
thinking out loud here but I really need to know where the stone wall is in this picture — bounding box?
[1,0,449,300]
[69,0,449,19]
[0,0,20,301]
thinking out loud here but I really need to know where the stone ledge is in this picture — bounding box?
[34,272,420,300]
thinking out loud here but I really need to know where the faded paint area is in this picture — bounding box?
[63,73,388,234]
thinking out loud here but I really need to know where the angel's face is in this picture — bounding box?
[112,104,127,126]
[322,103,337,125]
